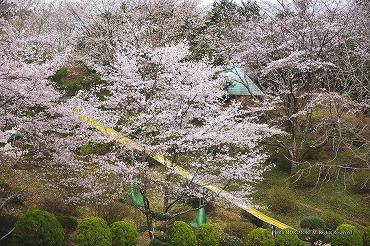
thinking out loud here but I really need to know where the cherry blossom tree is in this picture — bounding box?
[1,1,368,243]
[66,0,203,67]
[0,1,76,241]
[71,39,281,238]
[201,0,369,174]
[0,1,66,158]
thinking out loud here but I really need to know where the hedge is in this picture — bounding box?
[74,217,112,246]
[12,209,65,246]
[169,221,196,246]
[275,228,304,246]
[196,224,219,246]
[245,228,274,246]
[111,221,138,246]
[332,224,363,246]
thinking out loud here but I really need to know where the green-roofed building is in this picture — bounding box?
[221,66,264,97]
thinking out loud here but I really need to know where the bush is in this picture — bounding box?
[97,202,128,224]
[39,197,80,217]
[223,221,255,240]
[169,221,196,246]
[245,228,274,246]
[220,233,244,246]
[74,217,112,246]
[0,214,17,246]
[197,224,219,246]
[275,229,304,246]
[13,209,65,246]
[300,216,323,229]
[363,226,370,246]
[332,224,363,246]
[267,188,297,214]
[111,221,138,246]
[320,211,344,232]
[299,217,325,245]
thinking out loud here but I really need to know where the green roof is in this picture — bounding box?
[221,66,264,96]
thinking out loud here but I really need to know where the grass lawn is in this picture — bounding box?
[251,167,370,228]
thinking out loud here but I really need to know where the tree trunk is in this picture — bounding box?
[143,194,154,240]
[145,211,154,240]
[163,175,170,211]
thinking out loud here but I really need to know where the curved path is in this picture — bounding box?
[76,109,292,230]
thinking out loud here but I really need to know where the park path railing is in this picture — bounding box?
[75,109,292,230]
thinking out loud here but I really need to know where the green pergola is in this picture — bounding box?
[221,66,264,96]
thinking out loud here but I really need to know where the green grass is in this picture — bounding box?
[21,105,46,117]
[251,168,370,228]
[49,67,108,98]
[76,142,112,156]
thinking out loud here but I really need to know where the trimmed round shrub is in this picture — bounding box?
[267,188,297,214]
[74,217,112,246]
[13,209,65,246]
[220,233,244,246]
[300,216,323,229]
[320,211,344,232]
[245,228,274,246]
[363,226,370,246]
[197,224,220,246]
[275,229,304,246]
[223,221,255,240]
[111,221,138,246]
[332,224,363,246]
[169,221,196,246]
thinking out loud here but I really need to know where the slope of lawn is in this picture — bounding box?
[251,167,370,228]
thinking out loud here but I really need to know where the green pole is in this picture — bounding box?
[191,190,208,228]
[128,150,144,207]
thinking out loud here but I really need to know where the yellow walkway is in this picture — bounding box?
[76,109,292,230]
